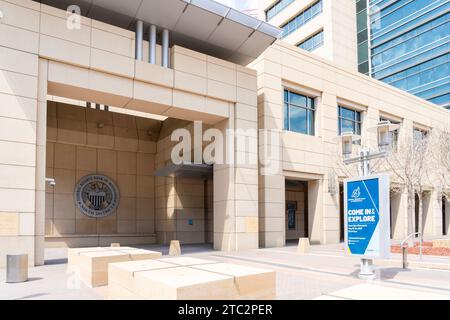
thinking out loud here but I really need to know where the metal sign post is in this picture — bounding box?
[338,122,398,280]
[360,149,374,280]
[343,149,391,280]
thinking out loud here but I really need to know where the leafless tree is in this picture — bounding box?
[429,128,450,205]
[332,126,449,240]
[384,130,432,238]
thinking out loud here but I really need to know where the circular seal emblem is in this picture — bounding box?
[74,174,119,218]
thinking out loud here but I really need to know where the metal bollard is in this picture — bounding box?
[402,246,408,269]
[6,254,28,283]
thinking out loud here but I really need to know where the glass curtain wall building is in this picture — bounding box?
[357,0,450,109]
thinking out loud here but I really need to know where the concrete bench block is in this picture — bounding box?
[68,246,162,287]
[108,281,144,300]
[67,246,135,265]
[77,250,130,287]
[134,267,238,300]
[158,257,216,266]
[67,247,103,265]
[193,263,276,299]
[107,258,277,300]
[116,248,162,260]
[108,260,173,294]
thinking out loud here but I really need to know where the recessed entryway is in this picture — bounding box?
[285,180,309,243]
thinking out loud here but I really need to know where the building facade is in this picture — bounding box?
[0,0,449,267]
[360,0,450,109]
[251,40,450,246]
[260,0,449,109]
[0,0,279,267]
[259,0,358,71]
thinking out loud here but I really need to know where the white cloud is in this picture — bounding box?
[214,0,260,17]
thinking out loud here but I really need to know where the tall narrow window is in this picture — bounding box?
[284,90,315,136]
[338,106,361,135]
[380,117,400,150]
[413,128,428,141]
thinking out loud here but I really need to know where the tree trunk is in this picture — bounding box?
[418,192,423,237]
[407,187,415,245]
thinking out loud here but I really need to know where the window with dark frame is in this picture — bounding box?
[284,89,316,136]
[338,106,361,136]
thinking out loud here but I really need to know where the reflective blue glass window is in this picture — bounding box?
[371,14,450,69]
[284,90,315,135]
[280,1,323,38]
[371,0,442,35]
[338,106,361,135]
[370,1,450,47]
[367,0,450,107]
[298,31,324,52]
[429,93,450,106]
[266,0,295,21]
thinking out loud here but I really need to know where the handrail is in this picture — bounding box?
[400,232,423,268]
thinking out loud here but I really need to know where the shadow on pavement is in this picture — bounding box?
[14,293,48,300]
[27,277,43,282]
[45,258,68,265]
[378,267,411,280]
[136,243,214,255]
[349,266,411,279]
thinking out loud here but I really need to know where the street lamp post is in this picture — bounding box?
[337,121,400,280]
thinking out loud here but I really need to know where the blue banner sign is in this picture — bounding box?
[344,174,390,259]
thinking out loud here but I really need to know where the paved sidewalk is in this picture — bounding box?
[1,243,449,300]
[212,245,450,299]
[315,283,450,300]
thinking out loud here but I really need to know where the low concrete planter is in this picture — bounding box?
[68,247,162,287]
[108,257,276,300]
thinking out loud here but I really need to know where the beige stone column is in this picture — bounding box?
[258,129,284,248]
[308,179,324,244]
[423,190,443,237]
[34,59,48,265]
[398,119,413,144]
[213,114,237,250]
[362,107,379,150]
[234,66,259,250]
[390,189,408,240]
[257,113,284,247]
[154,127,178,245]
[250,48,285,248]
[0,1,40,266]
[397,119,414,238]
[328,0,358,71]
[213,66,259,251]
[258,172,285,248]
[321,177,340,243]
[321,91,340,244]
